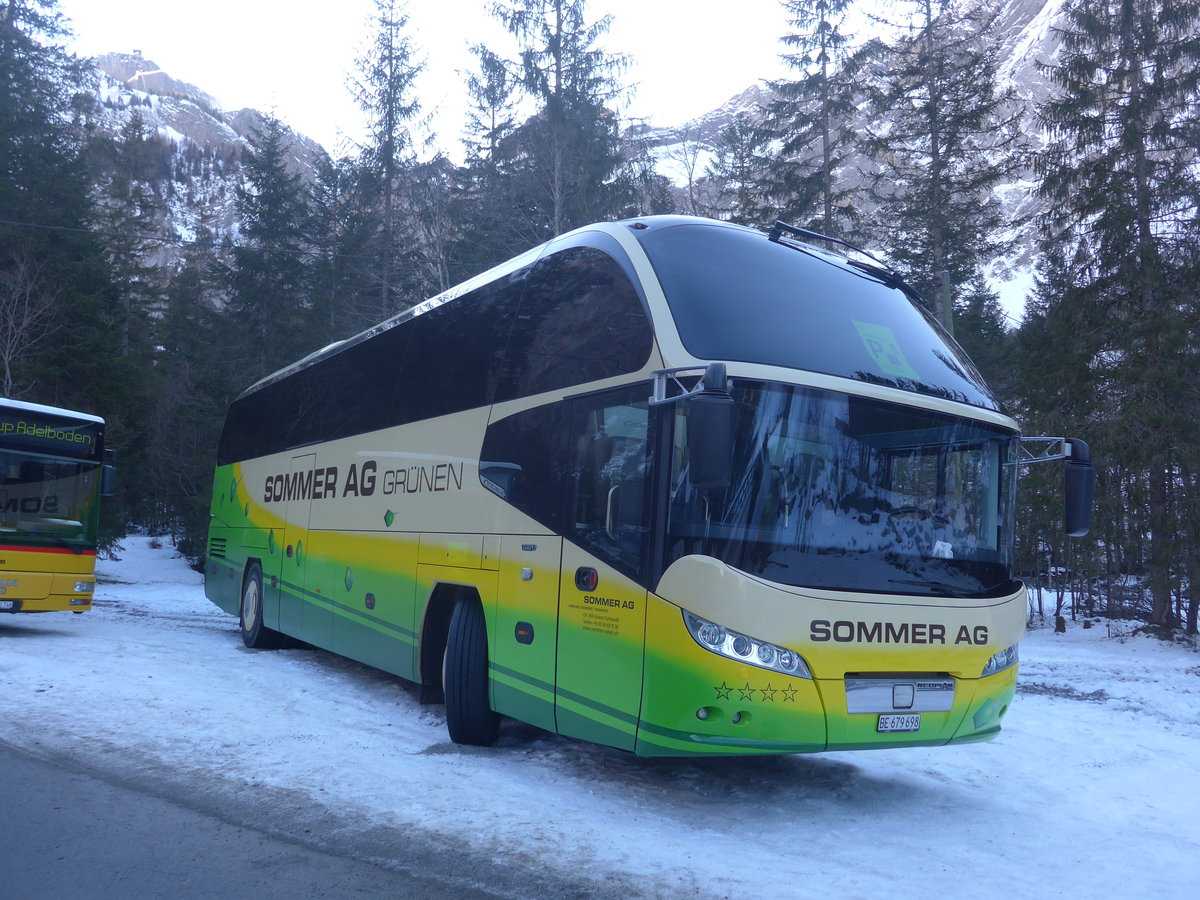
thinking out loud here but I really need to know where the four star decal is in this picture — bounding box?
[709,682,800,703]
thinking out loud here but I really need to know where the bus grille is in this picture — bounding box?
[208,536,228,558]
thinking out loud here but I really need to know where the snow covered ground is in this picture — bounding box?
[3,537,1198,898]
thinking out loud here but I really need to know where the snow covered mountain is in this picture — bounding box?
[81,0,1070,310]
[628,0,1070,317]
[640,0,1069,167]
[86,52,325,267]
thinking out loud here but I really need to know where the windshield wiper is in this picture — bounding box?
[888,578,961,596]
[767,221,886,266]
[767,220,928,308]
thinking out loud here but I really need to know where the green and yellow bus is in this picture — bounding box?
[204,216,1092,756]
[1,398,115,614]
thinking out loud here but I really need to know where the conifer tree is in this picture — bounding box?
[858,0,1023,337]
[306,151,350,335]
[92,111,162,359]
[1036,0,1200,628]
[463,44,519,164]
[706,114,774,226]
[1011,263,1113,618]
[146,230,235,554]
[764,0,862,234]
[449,44,524,271]
[0,0,110,403]
[0,2,154,542]
[951,277,1011,394]
[0,0,89,232]
[350,0,425,318]
[490,0,632,239]
[229,113,313,379]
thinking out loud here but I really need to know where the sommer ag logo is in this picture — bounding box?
[263,460,465,503]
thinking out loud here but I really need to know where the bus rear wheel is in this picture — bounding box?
[443,596,499,746]
[240,562,283,650]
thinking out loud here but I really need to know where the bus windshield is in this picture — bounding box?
[0,450,102,548]
[666,383,1019,598]
[635,220,1002,412]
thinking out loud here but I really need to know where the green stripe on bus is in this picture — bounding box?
[555,684,639,727]
[490,661,554,698]
[491,661,638,739]
[206,555,241,575]
[556,707,635,750]
[276,578,418,642]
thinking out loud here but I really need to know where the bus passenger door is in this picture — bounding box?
[278,453,314,639]
[555,392,650,751]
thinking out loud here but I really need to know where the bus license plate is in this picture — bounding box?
[878,713,921,733]
[0,600,14,610]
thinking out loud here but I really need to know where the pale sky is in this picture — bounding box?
[56,0,792,157]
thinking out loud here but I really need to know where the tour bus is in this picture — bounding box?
[1,398,116,614]
[204,215,1093,756]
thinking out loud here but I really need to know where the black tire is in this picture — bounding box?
[239,562,283,649]
[443,597,500,746]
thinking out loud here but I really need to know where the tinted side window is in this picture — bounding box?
[218,376,307,465]
[480,384,652,581]
[479,403,572,533]
[566,388,650,577]
[394,273,526,424]
[297,322,409,446]
[496,246,653,402]
[218,270,527,464]
[218,323,410,464]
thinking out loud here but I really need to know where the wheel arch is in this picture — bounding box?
[419,582,485,703]
[239,556,286,650]
[241,555,266,619]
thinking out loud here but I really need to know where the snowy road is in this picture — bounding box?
[3,538,1198,898]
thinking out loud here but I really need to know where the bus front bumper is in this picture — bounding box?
[633,593,1019,757]
[0,570,94,612]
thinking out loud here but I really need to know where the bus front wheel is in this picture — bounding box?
[443,596,499,746]
[240,562,283,650]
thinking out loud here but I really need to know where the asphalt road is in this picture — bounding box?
[0,740,567,899]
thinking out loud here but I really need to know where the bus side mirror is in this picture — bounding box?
[1064,439,1094,538]
[101,465,117,497]
[688,364,735,490]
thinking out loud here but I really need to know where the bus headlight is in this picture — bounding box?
[981,644,1019,677]
[73,581,94,593]
[696,621,726,648]
[683,611,812,679]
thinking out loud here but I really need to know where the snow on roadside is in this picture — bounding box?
[2,537,1198,898]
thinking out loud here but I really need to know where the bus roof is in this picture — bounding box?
[1,397,105,425]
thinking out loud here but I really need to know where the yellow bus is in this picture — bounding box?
[1,398,115,614]
[204,216,1093,755]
